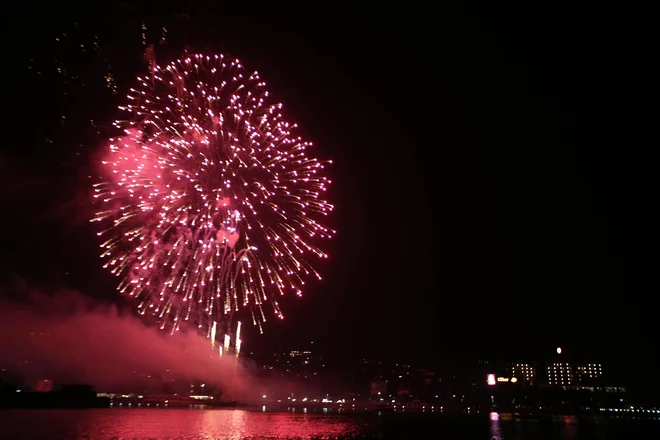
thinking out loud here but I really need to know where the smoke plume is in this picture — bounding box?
[0,279,271,402]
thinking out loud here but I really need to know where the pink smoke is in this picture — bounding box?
[0,281,257,399]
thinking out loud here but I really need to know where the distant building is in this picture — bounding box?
[576,363,603,381]
[189,382,208,395]
[35,379,53,392]
[511,363,536,383]
[369,380,387,398]
[543,362,604,387]
[546,362,574,386]
[493,360,606,388]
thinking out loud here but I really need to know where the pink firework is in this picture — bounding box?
[93,54,333,335]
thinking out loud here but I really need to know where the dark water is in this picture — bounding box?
[0,409,659,439]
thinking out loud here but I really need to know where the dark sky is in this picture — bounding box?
[1,2,656,389]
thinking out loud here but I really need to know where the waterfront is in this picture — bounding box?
[1,409,659,439]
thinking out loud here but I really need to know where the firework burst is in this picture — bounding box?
[93,53,333,337]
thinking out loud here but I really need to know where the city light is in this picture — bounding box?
[557,347,562,354]
[487,374,496,386]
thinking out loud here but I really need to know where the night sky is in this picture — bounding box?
[1,2,656,390]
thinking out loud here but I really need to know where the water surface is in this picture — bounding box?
[1,409,659,439]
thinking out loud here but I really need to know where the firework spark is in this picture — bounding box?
[93,53,333,337]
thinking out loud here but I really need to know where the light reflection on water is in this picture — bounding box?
[490,412,503,440]
[0,409,659,439]
[0,409,368,439]
[489,413,581,440]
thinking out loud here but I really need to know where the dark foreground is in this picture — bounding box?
[1,409,659,439]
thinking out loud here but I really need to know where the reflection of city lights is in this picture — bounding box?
[487,374,496,386]
[490,412,503,440]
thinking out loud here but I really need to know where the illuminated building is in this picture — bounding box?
[512,363,536,383]
[541,362,605,387]
[547,363,573,386]
[575,363,604,385]
[480,359,606,389]
[496,359,607,388]
[577,363,603,380]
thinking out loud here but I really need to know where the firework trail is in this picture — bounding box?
[93,54,333,341]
